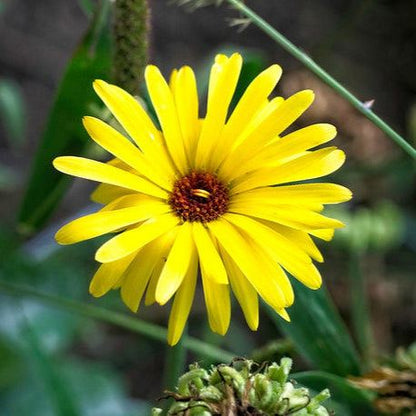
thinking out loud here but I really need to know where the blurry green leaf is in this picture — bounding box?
[20,313,80,416]
[330,202,405,254]
[0,339,22,389]
[0,163,18,191]
[60,360,151,416]
[293,371,375,415]
[266,280,361,376]
[77,0,95,18]
[18,0,112,234]
[0,353,150,416]
[0,241,94,353]
[0,79,26,149]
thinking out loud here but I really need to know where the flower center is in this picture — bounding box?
[169,172,229,222]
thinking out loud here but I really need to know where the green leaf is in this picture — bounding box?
[18,1,112,234]
[77,0,95,18]
[20,314,80,416]
[0,339,23,389]
[0,79,26,149]
[293,371,375,415]
[265,280,361,376]
[0,163,18,191]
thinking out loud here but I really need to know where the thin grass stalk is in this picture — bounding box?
[0,280,235,363]
[348,251,375,370]
[224,0,416,160]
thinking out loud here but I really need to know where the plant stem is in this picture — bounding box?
[163,330,187,390]
[225,0,416,160]
[348,251,374,369]
[0,280,235,363]
[113,0,149,94]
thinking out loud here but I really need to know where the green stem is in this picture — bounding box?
[0,281,235,363]
[163,330,187,390]
[348,251,374,369]
[225,0,416,160]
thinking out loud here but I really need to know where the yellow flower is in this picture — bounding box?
[53,53,351,345]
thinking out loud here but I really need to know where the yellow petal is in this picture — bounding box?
[90,158,136,204]
[231,183,352,206]
[145,65,188,174]
[208,219,286,311]
[224,213,321,290]
[155,223,195,305]
[53,156,168,199]
[82,116,173,190]
[220,248,259,330]
[120,239,167,312]
[277,309,291,322]
[230,193,324,212]
[93,80,174,171]
[267,89,315,136]
[269,123,337,159]
[228,124,338,180]
[167,248,198,345]
[90,183,132,205]
[266,221,324,263]
[249,242,294,305]
[95,213,179,263]
[93,80,175,180]
[218,97,285,180]
[93,79,159,147]
[192,222,228,284]
[309,228,335,241]
[55,201,168,245]
[231,147,346,194]
[99,193,160,211]
[220,90,314,179]
[195,53,243,170]
[169,68,178,90]
[201,271,230,336]
[211,64,282,171]
[228,203,344,231]
[145,231,176,305]
[172,66,199,164]
[89,252,137,297]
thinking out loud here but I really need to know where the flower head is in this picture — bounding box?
[53,53,351,345]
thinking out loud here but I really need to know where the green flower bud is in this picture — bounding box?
[154,358,332,415]
[177,366,209,395]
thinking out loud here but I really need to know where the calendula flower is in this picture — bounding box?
[53,53,351,345]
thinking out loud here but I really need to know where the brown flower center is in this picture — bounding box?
[169,172,229,222]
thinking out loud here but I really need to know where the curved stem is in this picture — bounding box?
[0,280,235,363]
[225,0,416,160]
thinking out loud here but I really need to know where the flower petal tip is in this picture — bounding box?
[89,283,104,298]
[155,287,172,306]
[52,156,74,174]
[248,321,259,331]
[167,336,179,347]
[278,309,291,322]
[92,79,108,93]
[54,229,70,245]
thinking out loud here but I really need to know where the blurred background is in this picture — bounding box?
[0,0,415,414]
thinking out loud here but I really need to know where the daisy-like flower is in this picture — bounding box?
[53,53,351,345]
